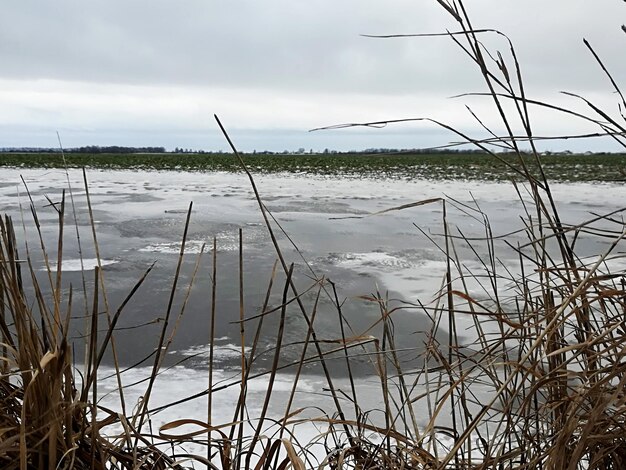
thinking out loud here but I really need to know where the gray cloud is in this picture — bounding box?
[0,1,624,149]
[2,1,623,93]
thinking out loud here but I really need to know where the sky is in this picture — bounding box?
[0,0,624,152]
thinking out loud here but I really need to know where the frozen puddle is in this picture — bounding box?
[332,252,414,270]
[45,258,118,272]
[328,251,448,300]
[138,237,242,254]
[171,342,252,363]
[139,240,210,254]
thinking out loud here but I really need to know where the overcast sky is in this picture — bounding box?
[1,1,624,151]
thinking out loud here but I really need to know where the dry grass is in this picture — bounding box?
[3,0,626,468]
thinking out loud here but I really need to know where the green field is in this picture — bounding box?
[2,151,625,182]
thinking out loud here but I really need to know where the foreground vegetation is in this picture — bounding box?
[2,151,626,182]
[3,0,626,468]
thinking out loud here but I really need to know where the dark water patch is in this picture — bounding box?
[117,192,165,203]
[114,218,247,240]
[266,200,369,215]
[164,208,195,214]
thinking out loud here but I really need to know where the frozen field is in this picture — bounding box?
[2,167,625,458]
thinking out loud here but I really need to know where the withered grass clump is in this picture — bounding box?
[3,0,626,468]
[0,212,186,470]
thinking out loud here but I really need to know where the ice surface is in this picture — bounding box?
[3,168,625,465]
[46,258,118,271]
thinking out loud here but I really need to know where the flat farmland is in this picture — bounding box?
[2,151,625,182]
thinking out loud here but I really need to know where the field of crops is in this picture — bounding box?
[1,151,625,182]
